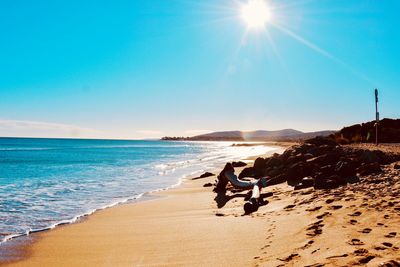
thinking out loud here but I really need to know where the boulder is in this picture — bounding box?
[357,162,382,176]
[314,174,346,189]
[232,161,247,167]
[253,157,267,170]
[200,172,214,178]
[334,160,357,177]
[238,167,257,179]
[286,162,314,185]
[294,176,315,190]
[304,136,337,147]
[265,156,282,168]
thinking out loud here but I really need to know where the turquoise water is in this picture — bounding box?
[0,138,273,244]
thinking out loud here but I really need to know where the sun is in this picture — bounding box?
[241,0,272,30]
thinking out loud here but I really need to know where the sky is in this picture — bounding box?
[0,0,399,139]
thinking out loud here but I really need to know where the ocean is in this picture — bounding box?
[0,138,275,244]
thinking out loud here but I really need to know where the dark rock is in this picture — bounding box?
[286,162,313,185]
[304,136,337,147]
[334,160,357,177]
[333,118,400,143]
[266,174,287,186]
[307,152,340,166]
[357,162,382,176]
[359,150,381,164]
[238,167,257,179]
[294,177,314,190]
[265,155,282,168]
[314,175,345,189]
[253,157,267,170]
[232,161,247,167]
[200,172,214,178]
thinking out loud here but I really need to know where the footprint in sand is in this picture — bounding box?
[316,212,331,219]
[349,211,362,216]
[359,228,372,234]
[326,254,348,259]
[349,219,358,225]
[325,199,335,204]
[284,204,296,210]
[330,205,343,210]
[306,206,322,212]
[353,248,369,255]
[306,220,324,237]
[384,232,397,238]
[301,240,314,249]
[277,253,299,262]
[358,255,375,264]
[374,246,387,251]
[348,238,365,246]
[382,242,393,247]
[384,214,390,219]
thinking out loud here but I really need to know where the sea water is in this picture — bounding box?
[0,138,276,244]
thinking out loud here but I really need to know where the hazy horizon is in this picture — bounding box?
[1,0,399,139]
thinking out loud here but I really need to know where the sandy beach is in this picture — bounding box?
[2,143,400,267]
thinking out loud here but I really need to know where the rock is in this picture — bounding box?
[358,150,381,164]
[394,164,400,170]
[314,175,345,189]
[238,167,257,179]
[301,176,315,187]
[334,160,357,177]
[357,162,382,176]
[253,157,267,170]
[307,152,340,166]
[286,162,313,185]
[304,136,337,147]
[294,177,314,190]
[319,165,335,176]
[265,155,282,168]
[200,172,214,178]
[203,183,213,187]
[232,161,247,167]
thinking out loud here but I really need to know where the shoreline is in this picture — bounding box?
[0,144,285,266]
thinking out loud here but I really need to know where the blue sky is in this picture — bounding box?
[0,0,399,138]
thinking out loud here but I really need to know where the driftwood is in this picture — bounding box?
[215,163,269,213]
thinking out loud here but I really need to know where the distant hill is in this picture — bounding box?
[161,129,335,142]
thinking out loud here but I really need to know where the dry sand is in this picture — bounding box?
[2,145,400,267]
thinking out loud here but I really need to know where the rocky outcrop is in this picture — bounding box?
[332,118,400,144]
[232,137,400,191]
